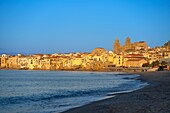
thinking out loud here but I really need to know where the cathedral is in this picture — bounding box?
[113,37,148,53]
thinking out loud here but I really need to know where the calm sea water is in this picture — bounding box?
[0,70,148,113]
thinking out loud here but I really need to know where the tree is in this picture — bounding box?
[161,61,167,66]
[142,63,149,67]
[149,61,159,67]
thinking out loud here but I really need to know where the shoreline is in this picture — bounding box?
[0,67,150,73]
[61,71,170,113]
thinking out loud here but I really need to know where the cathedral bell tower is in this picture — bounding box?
[113,38,121,53]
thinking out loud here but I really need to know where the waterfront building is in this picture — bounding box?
[91,48,109,70]
[28,56,41,70]
[40,57,51,70]
[108,53,115,64]
[0,54,10,68]
[81,53,93,70]
[0,57,8,68]
[7,56,19,69]
[0,38,169,71]
[1,54,10,58]
[113,54,123,67]
[18,56,29,69]
[124,54,147,67]
[71,56,83,68]
[125,59,147,67]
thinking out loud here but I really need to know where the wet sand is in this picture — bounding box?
[61,71,170,113]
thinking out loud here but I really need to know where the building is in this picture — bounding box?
[18,57,28,69]
[133,41,148,50]
[0,57,8,68]
[0,38,169,71]
[123,37,133,51]
[7,56,19,69]
[28,56,41,70]
[124,54,147,67]
[113,38,121,53]
[113,54,123,67]
[92,48,108,55]
[167,41,170,51]
[113,37,149,53]
[71,56,83,69]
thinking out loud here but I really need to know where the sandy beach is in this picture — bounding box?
[62,71,170,113]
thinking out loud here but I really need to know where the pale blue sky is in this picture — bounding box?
[0,0,170,54]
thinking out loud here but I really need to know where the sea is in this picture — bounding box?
[0,70,148,113]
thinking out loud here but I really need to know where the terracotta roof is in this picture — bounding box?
[127,59,144,61]
[34,54,43,56]
[125,54,144,58]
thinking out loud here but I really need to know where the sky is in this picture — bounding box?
[0,0,170,54]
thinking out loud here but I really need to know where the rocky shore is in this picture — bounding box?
[61,71,170,113]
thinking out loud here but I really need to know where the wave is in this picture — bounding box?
[0,88,113,105]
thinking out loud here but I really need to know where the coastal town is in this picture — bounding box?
[1,37,170,71]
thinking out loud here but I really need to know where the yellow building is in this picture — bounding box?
[62,57,72,69]
[18,57,28,69]
[124,54,147,67]
[90,60,105,71]
[92,48,108,55]
[55,56,70,70]
[125,59,147,67]
[91,48,109,70]
[71,56,83,68]
[113,54,123,67]
[81,53,93,70]
[1,57,8,68]
[40,58,50,70]
[28,56,41,70]
[7,56,19,69]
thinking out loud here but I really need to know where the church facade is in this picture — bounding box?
[113,37,148,54]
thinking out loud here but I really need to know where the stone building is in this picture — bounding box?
[113,54,123,67]
[0,57,8,68]
[123,37,133,51]
[18,57,28,69]
[167,41,170,51]
[113,37,148,53]
[7,56,19,69]
[91,48,109,70]
[124,54,147,67]
[133,41,148,50]
[92,48,108,55]
[124,59,147,67]
[113,38,121,53]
